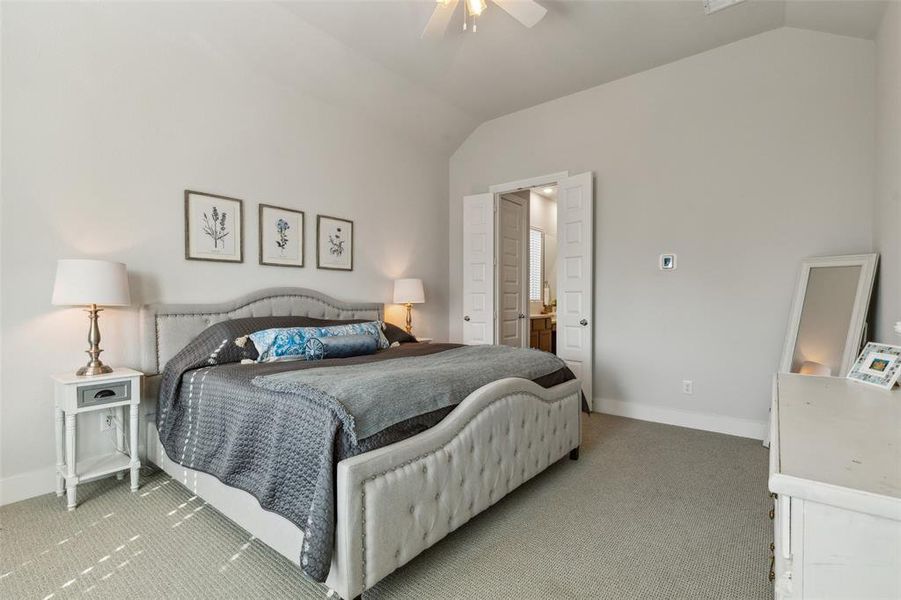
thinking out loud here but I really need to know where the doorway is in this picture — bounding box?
[461,171,594,408]
[496,186,558,353]
[527,186,558,353]
[497,191,529,348]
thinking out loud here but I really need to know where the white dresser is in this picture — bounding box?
[769,374,901,599]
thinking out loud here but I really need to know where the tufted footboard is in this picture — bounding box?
[325,377,582,600]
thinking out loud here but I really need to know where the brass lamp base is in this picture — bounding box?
[404,302,414,335]
[75,304,113,377]
[77,362,113,377]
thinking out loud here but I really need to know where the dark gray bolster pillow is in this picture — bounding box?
[305,334,379,360]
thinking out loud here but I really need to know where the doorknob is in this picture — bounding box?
[580,318,588,326]
[463,316,471,322]
[519,313,526,319]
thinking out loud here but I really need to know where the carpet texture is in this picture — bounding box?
[1,415,773,599]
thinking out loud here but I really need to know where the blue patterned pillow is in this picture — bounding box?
[249,321,388,362]
[305,334,379,360]
[247,328,307,363]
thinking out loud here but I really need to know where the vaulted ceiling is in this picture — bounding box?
[52,1,883,156]
[282,0,888,125]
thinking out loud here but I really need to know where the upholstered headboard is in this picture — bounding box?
[139,287,384,375]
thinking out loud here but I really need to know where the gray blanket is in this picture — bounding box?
[156,317,574,584]
[253,345,567,440]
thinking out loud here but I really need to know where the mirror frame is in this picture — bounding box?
[779,253,879,376]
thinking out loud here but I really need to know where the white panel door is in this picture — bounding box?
[462,193,495,345]
[556,172,594,409]
[497,195,528,347]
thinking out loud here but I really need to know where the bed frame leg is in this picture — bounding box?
[569,446,580,461]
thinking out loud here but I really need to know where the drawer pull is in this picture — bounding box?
[94,389,116,398]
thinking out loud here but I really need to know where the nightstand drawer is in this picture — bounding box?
[77,380,131,408]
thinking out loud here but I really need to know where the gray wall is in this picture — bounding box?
[874,3,901,343]
[449,28,875,437]
[0,3,455,502]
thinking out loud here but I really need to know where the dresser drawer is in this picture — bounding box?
[77,380,132,408]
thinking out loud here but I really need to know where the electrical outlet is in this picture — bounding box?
[682,380,693,395]
[101,413,115,432]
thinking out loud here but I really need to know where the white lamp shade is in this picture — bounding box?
[393,278,425,304]
[52,259,131,306]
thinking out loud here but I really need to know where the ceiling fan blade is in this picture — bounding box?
[493,0,547,28]
[422,0,460,39]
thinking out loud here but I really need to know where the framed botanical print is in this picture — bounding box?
[317,215,353,271]
[184,190,244,263]
[259,204,304,268]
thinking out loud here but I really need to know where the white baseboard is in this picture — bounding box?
[0,448,140,507]
[0,465,57,506]
[595,398,767,441]
[3,401,764,505]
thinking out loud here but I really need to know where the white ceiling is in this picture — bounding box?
[281,0,889,124]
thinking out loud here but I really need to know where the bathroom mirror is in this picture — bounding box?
[780,254,879,377]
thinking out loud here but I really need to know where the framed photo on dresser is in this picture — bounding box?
[184,190,244,263]
[846,342,901,390]
[316,215,353,271]
[259,204,304,268]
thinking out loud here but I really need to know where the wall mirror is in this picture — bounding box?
[780,254,879,377]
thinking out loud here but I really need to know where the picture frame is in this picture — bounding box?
[316,215,353,271]
[846,342,901,390]
[184,190,244,263]
[258,204,304,268]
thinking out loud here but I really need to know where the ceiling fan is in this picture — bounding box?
[422,0,548,38]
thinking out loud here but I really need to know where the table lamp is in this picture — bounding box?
[52,259,131,376]
[393,278,425,335]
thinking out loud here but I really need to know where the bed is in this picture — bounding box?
[140,287,582,599]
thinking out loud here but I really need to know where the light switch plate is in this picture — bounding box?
[659,254,677,270]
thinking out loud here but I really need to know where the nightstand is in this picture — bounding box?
[52,368,143,510]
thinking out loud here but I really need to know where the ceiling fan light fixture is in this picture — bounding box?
[466,0,487,17]
[463,0,487,31]
[422,0,545,38]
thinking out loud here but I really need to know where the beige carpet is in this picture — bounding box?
[1,415,772,600]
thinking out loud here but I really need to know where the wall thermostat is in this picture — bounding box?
[659,254,676,270]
